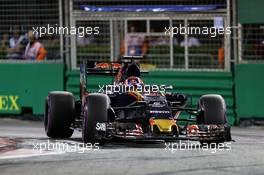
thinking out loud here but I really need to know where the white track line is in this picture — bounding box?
[0,150,65,160]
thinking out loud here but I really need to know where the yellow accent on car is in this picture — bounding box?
[152,119,176,133]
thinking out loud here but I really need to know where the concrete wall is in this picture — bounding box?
[238,0,264,24]
[0,63,64,115]
[234,64,264,122]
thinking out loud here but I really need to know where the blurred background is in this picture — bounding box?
[0,0,263,126]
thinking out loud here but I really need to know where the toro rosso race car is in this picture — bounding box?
[44,56,232,145]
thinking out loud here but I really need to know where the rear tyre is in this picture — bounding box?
[197,94,229,144]
[82,93,109,144]
[44,91,75,138]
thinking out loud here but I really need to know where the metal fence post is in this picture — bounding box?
[225,0,231,71]
[169,19,173,69]
[59,0,63,62]
[69,0,76,69]
[238,23,242,63]
[124,19,128,56]
[110,19,114,62]
[184,19,189,69]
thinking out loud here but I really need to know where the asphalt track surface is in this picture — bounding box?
[0,118,264,175]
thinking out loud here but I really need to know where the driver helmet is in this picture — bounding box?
[124,76,144,90]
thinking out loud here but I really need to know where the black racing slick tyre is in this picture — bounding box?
[197,94,231,144]
[197,94,227,125]
[82,93,110,144]
[44,91,75,138]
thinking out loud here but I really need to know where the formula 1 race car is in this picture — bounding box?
[44,56,232,145]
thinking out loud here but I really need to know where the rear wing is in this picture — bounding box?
[79,56,148,98]
[85,56,145,74]
[122,56,144,61]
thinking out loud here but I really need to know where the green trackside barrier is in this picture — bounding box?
[0,62,64,115]
[66,70,235,125]
[238,0,264,24]
[234,64,264,123]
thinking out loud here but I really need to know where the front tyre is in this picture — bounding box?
[44,91,75,138]
[197,94,227,125]
[82,93,109,144]
[197,94,231,144]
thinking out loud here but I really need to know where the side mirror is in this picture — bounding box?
[163,85,173,90]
